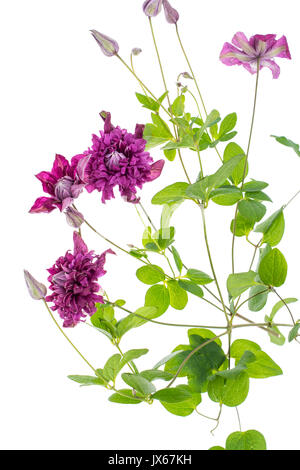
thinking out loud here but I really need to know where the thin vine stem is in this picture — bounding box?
[231,60,261,274]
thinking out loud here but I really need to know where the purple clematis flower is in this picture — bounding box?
[220,32,291,78]
[79,112,165,204]
[143,0,179,24]
[46,231,115,328]
[29,154,85,214]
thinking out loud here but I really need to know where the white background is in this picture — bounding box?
[1,0,300,451]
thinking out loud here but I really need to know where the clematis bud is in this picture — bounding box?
[181,72,193,79]
[65,207,84,228]
[90,30,119,57]
[132,48,142,56]
[143,0,163,17]
[163,0,179,24]
[24,270,47,300]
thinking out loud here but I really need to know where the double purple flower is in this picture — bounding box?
[46,232,115,328]
[220,32,291,78]
[30,154,85,214]
[79,112,165,204]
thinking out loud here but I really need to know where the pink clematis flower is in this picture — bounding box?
[29,154,85,214]
[220,32,291,78]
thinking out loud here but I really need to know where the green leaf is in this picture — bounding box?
[248,244,272,312]
[188,328,222,347]
[171,95,185,116]
[167,280,188,310]
[160,201,183,230]
[246,190,272,202]
[164,148,176,161]
[171,246,183,273]
[215,351,256,379]
[163,135,195,151]
[271,135,300,157]
[145,284,170,315]
[230,213,254,237]
[140,370,174,382]
[254,209,285,247]
[210,186,242,206]
[264,298,297,346]
[122,373,156,395]
[238,200,266,224]
[258,248,287,287]
[209,447,225,451]
[108,389,143,404]
[136,92,159,112]
[288,323,300,342]
[218,113,237,137]
[142,226,160,252]
[116,306,159,337]
[68,375,106,386]
[165,335,226,393]
[208,371,249,407]
[227,271,260,299]
[243,180,268,192]
[231,339,283,378]
[186,269,213,285]
[120,349,149,369]
[226,430,267,450]
[160,385,201,417]
[144,114,173,149]
[152,387,192,403]
[136,265,165,285]
[152,182,189,205]
[223,142,248,185]
[90,303,117,339]
[153,227,175,250]
[268,297,298,322]
[178,280,204,298]
[103,354,122,382]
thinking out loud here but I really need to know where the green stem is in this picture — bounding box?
[231,60,260,274]
[200,204,229,324]
[43,300,97,374]
[175,25,207,117]
[148,18,191,184]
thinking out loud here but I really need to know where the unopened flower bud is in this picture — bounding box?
[163,0,179,24]
[90,30,119,57]
[181,72,193,79]
[132,48,142,56]
[143,0,163,17]
[24,270,47,300]
[65,207,84,228]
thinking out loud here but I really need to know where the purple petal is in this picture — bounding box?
[260,59,281,79]
[101,111,114,133]
[249,34,277,52]
[134,124,145,139]
[35,171,56,195]
[51,154,70,179]
[73,231,88,255]
[232,32,255,56]
[163,0,179,24]
[143,0,163,17]
[29,197,58,214]
[61,197,73,211]
[76,154,91,182]
[220,42,249,66]
[265,35,291,59]
[90,30,119,57]
[71,183,85,199]
[149,160,165,181]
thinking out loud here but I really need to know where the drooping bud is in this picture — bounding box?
[90,30,119,57]
[143,0,163,17]
[163,0,179,24]
[132,48,142,56]
[65,207,84,228]
[181,72,193,79]
[24,270,47,300]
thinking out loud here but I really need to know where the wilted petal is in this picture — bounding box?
[29,196,57,213]
[143,0,163,17]
[73,231,88,255]
[24,270,47,300]
[61,197,73,211]
[65,207,84,228]
[149,159,165,181]
[35,171,56,195]
[163,0,179,24]
[260,59,281,79]
[70,183,85,199]
[90,30,119,57]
